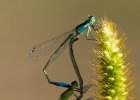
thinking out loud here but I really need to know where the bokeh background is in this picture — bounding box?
[0,0,139,100]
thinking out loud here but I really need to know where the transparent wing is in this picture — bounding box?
[30,30,76,57]
[46,35,72,66]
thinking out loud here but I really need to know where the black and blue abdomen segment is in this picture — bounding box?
[51,81,71,87]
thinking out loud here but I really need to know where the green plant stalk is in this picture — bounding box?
[92,18,133,100]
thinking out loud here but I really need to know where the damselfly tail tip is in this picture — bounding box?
[91,23,101,31]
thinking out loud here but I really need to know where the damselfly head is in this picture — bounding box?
[71,81,78,88]
[88,16,96,24]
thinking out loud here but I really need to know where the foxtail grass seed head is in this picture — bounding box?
[92,18,134,100]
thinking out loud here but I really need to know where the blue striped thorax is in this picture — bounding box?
[75,16,95,34]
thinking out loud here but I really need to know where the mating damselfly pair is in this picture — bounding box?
[30,16,98,100]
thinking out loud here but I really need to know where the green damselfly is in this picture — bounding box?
[57,81,93,100]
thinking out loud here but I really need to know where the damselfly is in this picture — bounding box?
[30,16,97,99]
[55,81,93,100]
[30,16,96,57]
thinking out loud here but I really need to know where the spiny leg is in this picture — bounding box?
[74,83,93,100]
[75,83,94,93]
[86,26,93,40]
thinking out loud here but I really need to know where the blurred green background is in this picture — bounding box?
[0,0,139,99]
